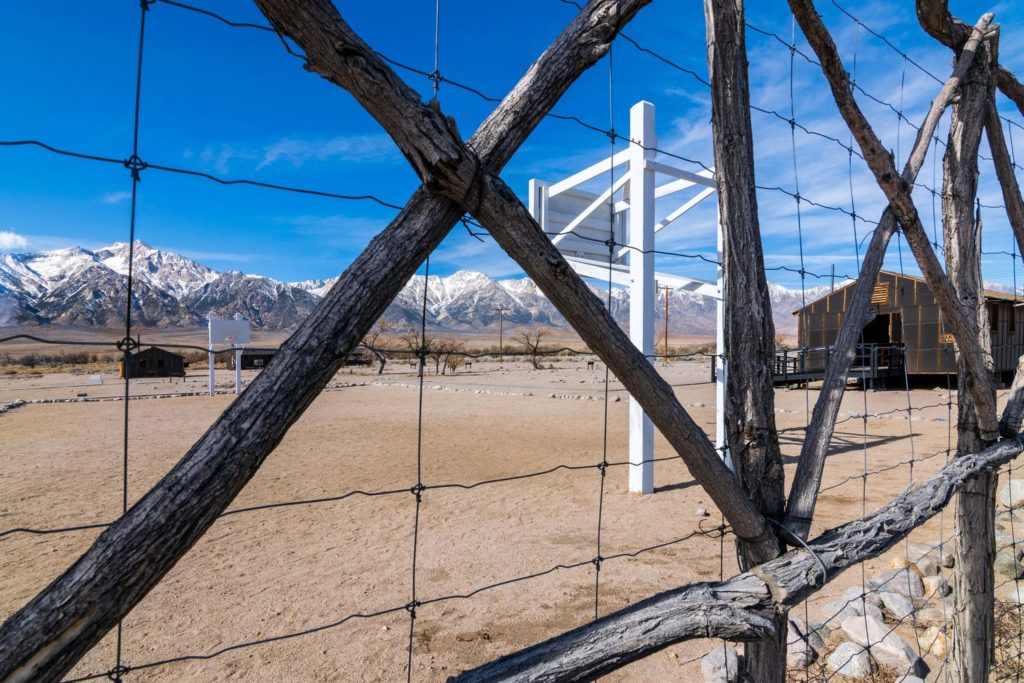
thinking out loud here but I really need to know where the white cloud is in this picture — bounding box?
[102,191,132,204]
[0,230,28,251]
[192,133,400,174]
[257,134,398,170]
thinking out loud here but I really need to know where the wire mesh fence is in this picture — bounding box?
[2,0,1024,681]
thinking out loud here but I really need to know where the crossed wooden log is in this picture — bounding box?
[3,0,1024,681]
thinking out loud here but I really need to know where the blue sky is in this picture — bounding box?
[2,0,1024,291]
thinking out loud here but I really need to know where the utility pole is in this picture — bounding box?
[496,306,507,366]
[830,263,835,293]
[662,285,671,362]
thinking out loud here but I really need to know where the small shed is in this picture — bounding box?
[229,348,277,370]
[119,347,186,379]
[793,270,1023,381]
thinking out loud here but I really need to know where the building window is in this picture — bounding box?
[1011,304,1017,335]
[990,303,999,332]
[871,283,889,306]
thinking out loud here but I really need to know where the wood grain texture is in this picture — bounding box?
[944,43,997,682]
[450,437,1024,682]
[916,0,1024,117]
[0,2,648,680]
[788,0,1000,440]
[704,0,787,677]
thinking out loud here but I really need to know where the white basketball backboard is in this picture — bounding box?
[208,318,251,345]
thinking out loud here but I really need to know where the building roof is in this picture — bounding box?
[792,269,1020,315]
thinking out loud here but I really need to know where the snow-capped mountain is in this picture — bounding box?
[96,242,218,299]
[0,240,824,333]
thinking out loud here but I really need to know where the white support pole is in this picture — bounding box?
[207,318,215,397]
[235,347,242,395]
[628,101,656,494]
[715,203,733,471]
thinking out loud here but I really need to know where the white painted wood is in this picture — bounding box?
[547,148,631,198]
[551,174,630,246]
[628,101,657,494]
[563,257,719,297]
[655,186,716,233]
[531,101,722,495]
[235,348,243,395]
[646,160,718,187]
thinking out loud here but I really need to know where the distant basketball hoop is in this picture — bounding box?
[208,317,251,396]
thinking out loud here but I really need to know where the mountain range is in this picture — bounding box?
[0,241,836,335]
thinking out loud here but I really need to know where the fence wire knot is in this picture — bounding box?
[591,555,603,570]
[106,664,131,681]
[404,600,421,619]
[116,336,140,354]
[409,483,426,501]
[123,154,147,181]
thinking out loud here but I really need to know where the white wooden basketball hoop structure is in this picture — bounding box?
[528,100,730,495]
[208,316,251,396]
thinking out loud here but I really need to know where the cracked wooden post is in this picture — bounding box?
[943,39,998,681]
[784,12,994,541]
[704,0,786,678]
[0,2,652,680]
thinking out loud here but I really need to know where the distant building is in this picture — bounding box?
[229,348,278,370]
[119,347,186,379]
[786,270,1023,384]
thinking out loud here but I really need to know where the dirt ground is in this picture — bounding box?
[0,357,999,681]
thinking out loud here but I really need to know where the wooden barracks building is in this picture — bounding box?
[784,270,1024,385]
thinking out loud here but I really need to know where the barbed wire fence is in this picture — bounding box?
[1,0,1024,681]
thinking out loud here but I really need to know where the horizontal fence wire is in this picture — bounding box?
[4,0,1024,680]
[59,522,730,682]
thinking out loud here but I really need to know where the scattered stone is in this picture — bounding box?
[1003,580,1024,605]
[895,676,925,683]
[842,586,882,607]
[878,591,915,622]
[700,646,740,683]
[871,567,925,599]
[889,556,912,570]
[915,606,948,624]
[549,393,556,398]
[919,625,948,658]
[805,621,830,651]
[696,506,710,518]
[995,546,1024,580]
[841,616,928,678]
[1001,477,1024,509]
[786,618,817,668]
[826,642,874,678]
[913,555,940,577]
[692,401,706,408]
[922,575,951,599]
[613,396,621,402]
[826,592,883,624]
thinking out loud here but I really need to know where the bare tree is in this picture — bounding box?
[515,326,550,370]
[400,328,434,376]
[362,318,397,375]
[436,336,467,375]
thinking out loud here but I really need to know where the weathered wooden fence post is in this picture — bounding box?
[704,0,787,678]
[944,40,998,680]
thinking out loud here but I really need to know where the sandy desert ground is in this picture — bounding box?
[0,356,1010,681]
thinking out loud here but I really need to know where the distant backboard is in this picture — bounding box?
[530,182,628,265]
[208,318,251,345]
